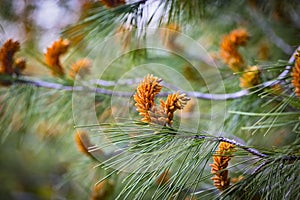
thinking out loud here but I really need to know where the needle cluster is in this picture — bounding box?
[134,74,190,126]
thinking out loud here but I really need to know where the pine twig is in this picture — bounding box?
[253,154,300,175]
[193,135,300,162]
[16,77,132,96]
[262,46,300,88]
[247,7,293,55]
[3,46,299,101]
[16,76,248,100]
[193,135,267,158]
[216,136,267,158]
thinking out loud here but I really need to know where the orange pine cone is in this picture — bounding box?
[160,92,190,126]
[69,58,92,79]
[220,28,249,72]
[229,28,249,46]
[44,38,70,77]
[210,142,235,191]
[134,75,190,127]
[148,106,168,126]
[239,65,261,89]
[134,74,162,123]
[0,39,20,75]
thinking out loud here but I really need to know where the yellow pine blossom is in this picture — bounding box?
[0,39,20,75]
[68,58,92,79]
[220,28,249,72]
[210,142,235,191]
[159,92,190,126]
[99,0,125,8]
[133,74,163,123]
[44,38,70,77]
[291,51,300,97]
[239,65,260,89]
[134,75,190,126]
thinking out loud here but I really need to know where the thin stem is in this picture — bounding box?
[262,46,300,88]
[191,135,266,158]
[15,76,249,100]
[216,136,267,158]
[193,135,300,162]
[252,154,300,175]
[252,160,271,174]
[16,77,132,96]
[247,7,293,55]
[6,46,300,101]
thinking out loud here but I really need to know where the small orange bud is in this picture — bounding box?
[44,38,70,77]
[0,39,20,75]
[69,58,92,79]
[239,66,260,89]
[210,142,235,191]
[220,28,249,72]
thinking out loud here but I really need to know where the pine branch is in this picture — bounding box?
[191,134,265,158]
[85,120,299,161]
[215,136,267,158]
[262,46,300,88]
[16,77,132,97]
[252,154,300,175]
[193,134,299,160]
[247,7,294,55]
[14,76,248,100]
[1,44,299,103]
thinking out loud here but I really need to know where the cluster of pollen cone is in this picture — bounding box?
[220,28,249,72]
[0,39,26,78]
[133,75,238,191]
[134,74,190,127]
[210,142,236,191]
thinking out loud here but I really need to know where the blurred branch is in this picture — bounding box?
[194,135,300,161]
[261,45,300,88]
[3,46,299,101]
[253,154,300,175]
[16,77,132,97]
[16,76,248,100]
[193,135,267,158]
[247,7,293,55]
[216,136,267,158]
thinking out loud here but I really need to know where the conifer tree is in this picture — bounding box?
[0,0,299,199]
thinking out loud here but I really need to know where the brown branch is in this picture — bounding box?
[247,7,293,55]
[16,76,248,100]
[3,46,299,101]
